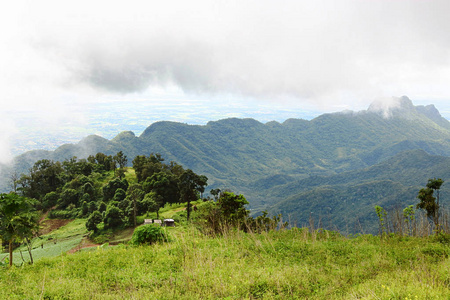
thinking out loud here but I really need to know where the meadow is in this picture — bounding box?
[2,225,450,299]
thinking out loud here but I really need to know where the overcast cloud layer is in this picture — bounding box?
[1,0,450,163]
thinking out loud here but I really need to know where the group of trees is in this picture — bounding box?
[12,152,208,235]
[375,178,446,236]
[192,190,286,235]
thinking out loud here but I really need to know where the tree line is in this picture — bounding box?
[5,152,206,239]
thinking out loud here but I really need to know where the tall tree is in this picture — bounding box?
[113,151,128,169]
[417,178,444,230]
[144,172,179,204]
[179,169,208,221]
[113,151,128,178]
[0,193,39,266]
[126,184,145,227]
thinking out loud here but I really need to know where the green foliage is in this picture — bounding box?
[0,193,39,266]
[113,151,128,169]
[113,188,126,202]
[97,201,107,213]
[248,210,288,232]
[18,159,64,200]
[58,188,79,208]
[179,169,208,221]
[142,192,162,218]
[375,205,388,236]
[417,178,444,229]
[48,209,78,219]
[103,206,124,229]
[42,191,59,210]
[86,210,102,232]
[130,224,170,245]
[403,205,416,236]
[102,177,129,201]
[218,191,249,222]
[193,192,253,234]
[81,182,95,197]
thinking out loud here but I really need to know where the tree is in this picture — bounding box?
[179,169,208,221]
[9,171,19,193]
[0,193,39,266]
[144,172,179,204]
[113,151,128,169]
[193,191,250,235]
[62,157,94,179]
[210,188,221,201]
[218,191,249,224]
[42,191,59,210]
[58,188,79,209]
[417,178,444,230]
[18,159,64,201]
[113,151,128,178]
[126,184,145,227]
[132,154,165,183]
[103,206,124,229]
[113,188,127,202]
[142,192,163,218]
[86,211,102,233]
[103,178,129,201]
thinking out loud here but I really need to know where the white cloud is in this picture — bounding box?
[2,1,450,106]
[1,0,450,155]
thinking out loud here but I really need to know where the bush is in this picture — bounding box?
[130,224,170,245]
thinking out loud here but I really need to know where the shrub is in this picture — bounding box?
[130,224,170,245]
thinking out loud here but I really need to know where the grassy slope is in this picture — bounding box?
[9,197,203,265]
[11,219,87,265]
[1,228,450,299]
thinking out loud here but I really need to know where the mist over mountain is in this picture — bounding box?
[2,96,450,233]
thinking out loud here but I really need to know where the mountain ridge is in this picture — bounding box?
[1,97,450,232]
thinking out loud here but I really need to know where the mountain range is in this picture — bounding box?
[2,96,450,233]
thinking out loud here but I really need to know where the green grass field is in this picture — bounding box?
[3,199,450,299]
[2,226,450,299]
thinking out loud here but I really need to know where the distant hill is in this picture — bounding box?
[266,149,450,233]
[2,96,450,233]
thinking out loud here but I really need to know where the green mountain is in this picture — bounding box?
[2,96,450,232]
[266,149,450,233]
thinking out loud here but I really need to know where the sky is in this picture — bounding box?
[1,0,450,163]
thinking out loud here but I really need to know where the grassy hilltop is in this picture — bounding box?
[1,156,450,299]
[2,224,450,299]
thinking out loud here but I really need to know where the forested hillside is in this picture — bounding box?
[2,97,450,233]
